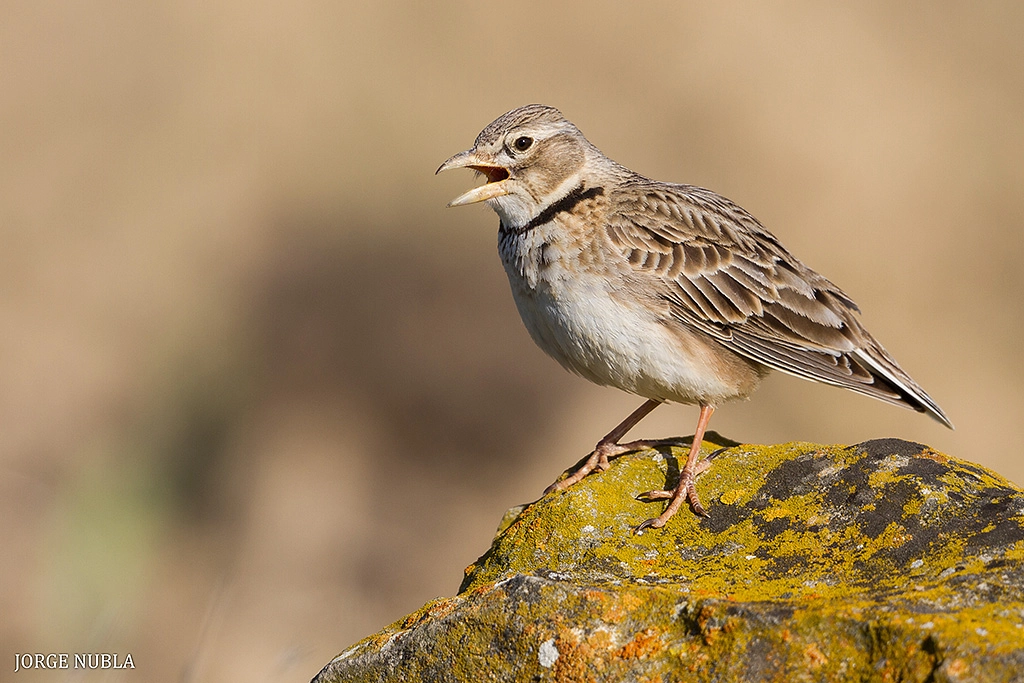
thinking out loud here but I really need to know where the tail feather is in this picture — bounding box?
[851,347,953,429]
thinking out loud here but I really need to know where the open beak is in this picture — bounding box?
[435,149,510,207]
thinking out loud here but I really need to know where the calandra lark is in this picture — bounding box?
[437,104,951,531]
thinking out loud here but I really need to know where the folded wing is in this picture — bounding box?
[605,179,952,428]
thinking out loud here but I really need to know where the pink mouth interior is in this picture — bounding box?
[471,165,509,184]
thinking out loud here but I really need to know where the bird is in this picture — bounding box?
[436,104,952,531]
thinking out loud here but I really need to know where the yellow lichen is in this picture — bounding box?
[322,440,1024,683]
[719,488,747,505]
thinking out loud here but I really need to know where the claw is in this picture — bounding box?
[634,517,663,534]
[636,489,673,501]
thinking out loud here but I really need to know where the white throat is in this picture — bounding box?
[487,171,584,230]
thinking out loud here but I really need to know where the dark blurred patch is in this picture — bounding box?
[144,350,262,528]
[161,384,239,523]
[151,215,579,539]
[249,218,575,481]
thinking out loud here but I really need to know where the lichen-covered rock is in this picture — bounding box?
[313,437,1024,682]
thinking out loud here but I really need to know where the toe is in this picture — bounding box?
[633,517,665,534]
[686,481,709,517]
[543,480,564,495]
[636,489,673,501]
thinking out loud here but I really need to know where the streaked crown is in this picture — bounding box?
[472,104,581,147]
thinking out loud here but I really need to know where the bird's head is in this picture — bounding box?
[436,104,593,227]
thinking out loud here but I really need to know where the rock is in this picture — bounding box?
[313,437,1024,682]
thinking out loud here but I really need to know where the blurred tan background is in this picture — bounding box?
[2,1,1021,681]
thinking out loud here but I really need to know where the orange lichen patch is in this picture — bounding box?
[945,658,969,676]
[585,628,615,652]
[616,628,664,659]
[696,604,717,625]
[424,598,459,621]
[549,630,595,683]
[600,591,644,623]
[918,448,949,464]
[803,642,828,668]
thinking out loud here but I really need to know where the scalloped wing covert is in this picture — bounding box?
[604,179,947,420]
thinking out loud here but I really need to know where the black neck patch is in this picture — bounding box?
[501,185,604,236]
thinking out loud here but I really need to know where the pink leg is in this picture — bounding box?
[636,404,716,531]
[544,399,662,495]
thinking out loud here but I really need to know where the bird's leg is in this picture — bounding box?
[544,399,662,494]
[636,404,716,531]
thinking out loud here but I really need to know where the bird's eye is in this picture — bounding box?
[513,136,533,152]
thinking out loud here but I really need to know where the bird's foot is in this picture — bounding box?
[635,456,714,532]
[544,438,669,495]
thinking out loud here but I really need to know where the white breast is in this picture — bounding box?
[498,220,745,406]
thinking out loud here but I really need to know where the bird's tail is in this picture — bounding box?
[851,345,953,429]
